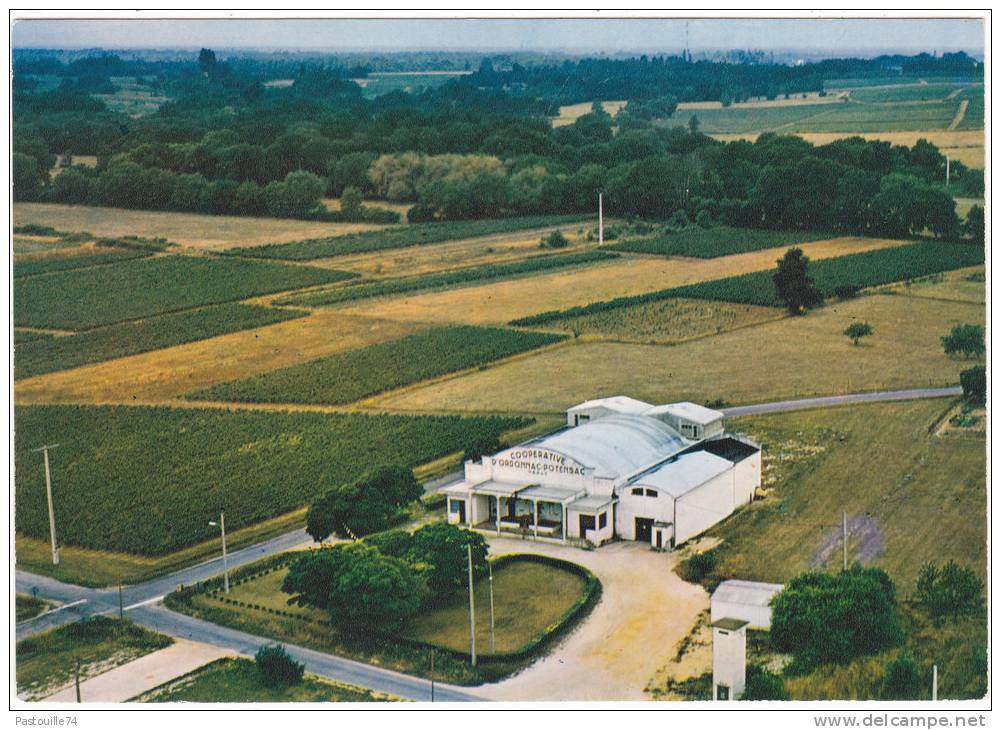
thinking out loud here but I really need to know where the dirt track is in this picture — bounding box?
[476,536,707,701]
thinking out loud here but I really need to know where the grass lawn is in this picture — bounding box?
[707,399,986,590]
[368,293,984,415]
[135,657,387,703]
[16,617,173,701]
[402,559,587,653]
[14,254,354,331]
[607,227,833,258]
[187,325,565,406]
[14,405,527,557]
[13,202,391,250]
[882,266,985,305]
[16,594,52,622]
[174,552,596,685]
[14,303,305,379]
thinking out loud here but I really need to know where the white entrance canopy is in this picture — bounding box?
[569,494,616,513]
[518,484,582,504]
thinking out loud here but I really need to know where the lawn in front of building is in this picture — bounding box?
[176,552,595,685]
[134,657,387,703]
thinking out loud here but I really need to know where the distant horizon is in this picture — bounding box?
[11,18,985,58]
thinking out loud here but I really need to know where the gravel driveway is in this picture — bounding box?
[476,536,708,701]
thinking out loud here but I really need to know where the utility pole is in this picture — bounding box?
[932,664,938,701]
[598,193,604,246]
[209,511,229,593]
[467,543,477,666]
[32,444,60,565]
[946,157,951,187]
[118,584,123,619]
[488,560,496,655]
[429,649,435,702]
[74,660,81,702]
[843,511,848,571]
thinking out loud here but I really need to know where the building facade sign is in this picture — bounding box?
[492,448,588,479]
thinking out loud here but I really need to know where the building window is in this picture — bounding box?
[599,512,607,529]
[631,487,644,496]
[645,489,658,498]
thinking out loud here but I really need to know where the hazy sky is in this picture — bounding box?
[11,17,985,56]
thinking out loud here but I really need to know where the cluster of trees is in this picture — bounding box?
[305,465,423,541]
[13,48,981,238]
[941,323,985,359]
[282,523,488,631]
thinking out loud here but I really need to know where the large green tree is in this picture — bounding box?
[282,543,425,631]
[773,248,823,315]
[407,523,488,602]
[941,324,985,358]
[305,465,422,541]
[770,565,903,670]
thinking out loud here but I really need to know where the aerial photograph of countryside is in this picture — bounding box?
[10,13,989,714]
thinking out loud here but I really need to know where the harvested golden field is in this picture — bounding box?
[711,130,984,169]
[13,235,88,255]
[367,294,983,415]
[544,297,782,344]
[339,236,908,326]
[13,203,392,251]
[883,265,985,305]
[15,311,419,404]
[311,224,594,277]
[552,100,627,127]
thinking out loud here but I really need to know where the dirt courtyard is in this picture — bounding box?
[475,536,707,701]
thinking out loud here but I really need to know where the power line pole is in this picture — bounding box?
[946,157,951,187]
[209,511,230,593]
[32,444,60,565]
[118,584,123,619]
[843,511,848,571]
[488,560,496,655]
[429,649,435,702]
[467,543,477,666]
[932,664,938,701]
[74,659,81,702]
[598,193,604,246]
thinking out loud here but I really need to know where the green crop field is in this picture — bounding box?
[14,248,152,278]
[277,251,618,307]
[849,83,979,103]
[14,330,53,345]
[513,242,985,326]
[227,214,589,261]
[188,325,565,405]
[957,86,985,130]
[15,304,305,379]
[135,658,384,703]
[14,405,527,555]
[668,103,837,135]
[607,227,832,258]
[14,254,355,330]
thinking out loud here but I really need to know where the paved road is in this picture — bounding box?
[720,387,961,418]
[15,385,959,700]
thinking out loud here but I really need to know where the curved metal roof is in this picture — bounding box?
[537,414,691,478]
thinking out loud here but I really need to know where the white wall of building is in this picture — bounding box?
[713,625,747,700]
[614,488,676,541]
[675,470,738,544]
[711,599,774,630]
[731,450,762,505]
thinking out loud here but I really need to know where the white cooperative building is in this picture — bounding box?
[443,396,761,549]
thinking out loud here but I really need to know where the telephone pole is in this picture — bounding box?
[467,544,477,666]
[488,560,496,654]
[598,193,604,246]
[932,664,938,701]
[209,511,229,592]
[429,649,435,702]
[31,444,60,565]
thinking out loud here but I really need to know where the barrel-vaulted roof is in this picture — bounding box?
[534,414,692,478]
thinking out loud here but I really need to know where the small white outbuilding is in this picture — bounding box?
[710,579,784,629]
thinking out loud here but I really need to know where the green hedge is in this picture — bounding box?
[15,304,306,379]
[276,251,618,307]
[512,242,986,326]
[187,325,566,406]
[226,214,590,261]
